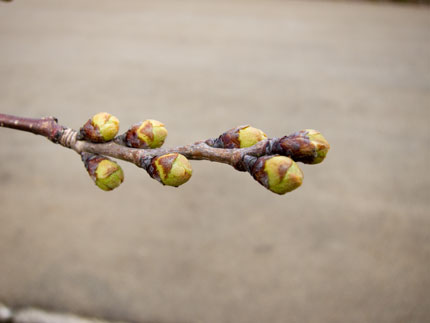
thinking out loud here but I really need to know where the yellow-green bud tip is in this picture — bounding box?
[264,156,303,194]
[238,126,267,148]
[95,159,124,191]
[136,119,168,148]
[153,153,192,187]
[305,129,330,164]
[92,112,120,141]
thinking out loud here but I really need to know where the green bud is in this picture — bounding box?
[93,113,120,141]
[82,153,124,191]
[78,112,120,143]
[252,155,303,195]
[211,125,267,148]
[124,119,168,148]
[305,129,330,164]
[150,153,192,187]
[95,160,124,191]
[238,126,268,148]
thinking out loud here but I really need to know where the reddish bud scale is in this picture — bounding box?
[148,153,177,183]
[82,153,105,181]
[276,135,315,163]
[210,126,244,148]
[251,156,273,188]
[124,123,146,148]
[78,119,101,142]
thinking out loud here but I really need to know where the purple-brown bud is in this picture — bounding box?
[277,129,330,164]
[78,112,120,143]
[82,153,124,191]
[210,125,267,148]
[251,155,303,194]
[147,153,192,187]
[124,119,168,149]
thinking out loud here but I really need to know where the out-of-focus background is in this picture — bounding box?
[0,0,429,322]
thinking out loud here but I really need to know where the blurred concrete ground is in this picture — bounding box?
[0,0,429,322]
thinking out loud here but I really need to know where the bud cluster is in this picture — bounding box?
[209,126,329,194]
[73,113,329,194]
[77,113,192,191]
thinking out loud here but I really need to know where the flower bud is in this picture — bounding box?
[277,129,330,164]
[238,126,268,148]
[305,129,330,164]
[148,153,192,187]
[212,125,267,148]
[124,119,168,149]
[78,112,120,143]
[251,155,303,194]
[82,153,124,191]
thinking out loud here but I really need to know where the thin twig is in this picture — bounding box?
[0,113,330,194]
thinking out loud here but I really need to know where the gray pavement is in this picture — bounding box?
[0,1,429,323]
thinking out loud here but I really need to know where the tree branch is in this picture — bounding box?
[0,113,330,194]
[0,114,64,142]
[0,113,271,170]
